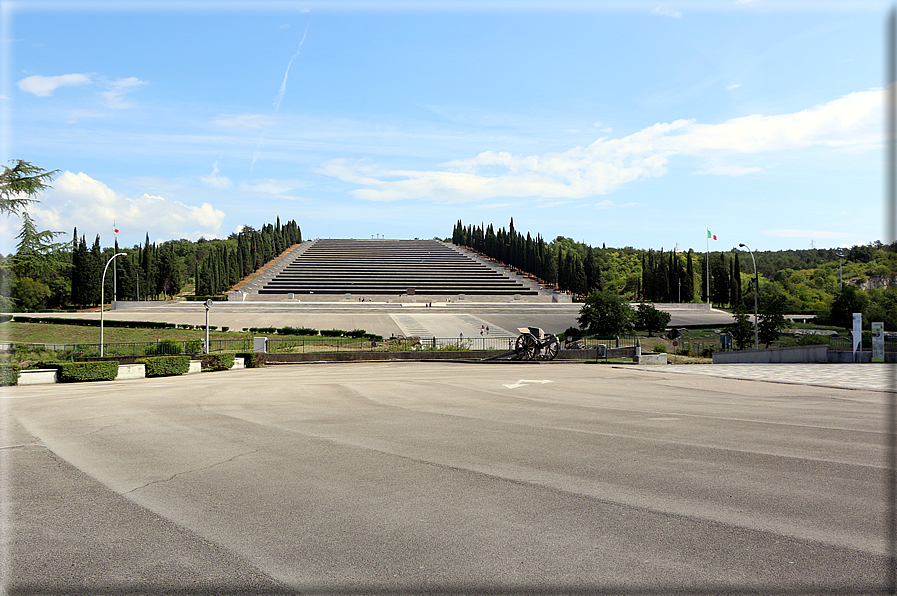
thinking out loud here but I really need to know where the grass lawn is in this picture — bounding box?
[0,322,318,345]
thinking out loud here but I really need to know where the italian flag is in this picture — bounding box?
[707,230,717,240]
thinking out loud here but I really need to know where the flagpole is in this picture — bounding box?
[706,231,710,305]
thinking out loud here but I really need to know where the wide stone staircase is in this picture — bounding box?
[256,238,540,297]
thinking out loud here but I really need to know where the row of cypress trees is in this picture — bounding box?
[195,219,301,296]
[67,218,301,305]
[453,218,750,305]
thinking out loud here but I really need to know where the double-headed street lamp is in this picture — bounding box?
[100,252,127,357]
[738,243,759,351]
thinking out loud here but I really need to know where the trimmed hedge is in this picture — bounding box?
[236,352,266,367]
[12,316,175,329]
[0,364,21,386]
[136,355,191,377]
[201,353,235,371]
[185,295,228,301]
[58,361,119,383]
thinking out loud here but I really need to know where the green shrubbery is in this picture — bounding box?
[0,364,21,386]
[145,338,184,355]
[235,352,266,367]
[57,361,119,382]
[136,355,191,377]
[201,353,235,371]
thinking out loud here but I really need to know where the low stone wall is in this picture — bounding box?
[713,345,829,364]
[115,364,146,380]
[18,369,58,385]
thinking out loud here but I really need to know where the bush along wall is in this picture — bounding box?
[236,352,266,367]
[0,364,21,386]
[201,353,235,371]
[136,355,191,377]
[58,361,119,382]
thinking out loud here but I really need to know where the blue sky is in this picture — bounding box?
[1,0,890,253]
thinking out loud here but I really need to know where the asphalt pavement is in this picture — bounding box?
[2,361,890,594]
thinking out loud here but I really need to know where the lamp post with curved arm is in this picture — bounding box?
[101,252,127,357]
[738,243,759,350]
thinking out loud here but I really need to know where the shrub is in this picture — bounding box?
[58,361,119,382]
[221,326,229,332]
[136,355,190,377]
[652,343,668,353]
[701,345,717,358]
[201,353,235,371]
[347,329,367,338]
[0,364,21,386]
[794,333,831,346]
[184,340,203,354]
[235,352,266,367]
[320,329,347,337]
[146,338,183,355]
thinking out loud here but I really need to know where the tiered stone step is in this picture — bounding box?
[258,239,539,296]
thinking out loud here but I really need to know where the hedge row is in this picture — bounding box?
[200,353,235,371]
[0,364,20,386]
[12,316,176,329]
[55,361,119,382]
[136,355,191,377]
[243,326,381,340]
[185,295,229,301]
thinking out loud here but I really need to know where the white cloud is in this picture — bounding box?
[100,77,147,108]
[200,160,231,190]
[213,114,275,129]
[651,7,682,18]
[29,171,225,243]
[17,73,92,97]
[726,83,742,90]
[319,88,882,204]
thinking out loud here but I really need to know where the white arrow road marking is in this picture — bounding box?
[502,379,554,389]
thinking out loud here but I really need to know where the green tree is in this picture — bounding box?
[827,285,868,331]
[0,160,59,216]
[577,289,636,336]
[758,292,788,348]
[634,303,672,336]
[729,309,754,350]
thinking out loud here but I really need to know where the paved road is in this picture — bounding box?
[29,302,735,341]
[2,362,889,594]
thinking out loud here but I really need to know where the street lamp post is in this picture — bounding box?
[738,243,759,351]
[836,249,844,289]
[100,253,127,357]
[204,299,212,354]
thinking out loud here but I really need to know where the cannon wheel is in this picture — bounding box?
[515,333,537,360]
[541,338,560,361]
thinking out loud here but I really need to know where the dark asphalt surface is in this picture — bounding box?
[2,362,888,594]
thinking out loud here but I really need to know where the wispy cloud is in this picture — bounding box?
[320,88,881,204]
[762,229,855,239]
[200,160,231,189]
[695,165,762,176]
[274,27,308,112]
[214,114,275,129]
[17,73,92,97]
[726,83,741,90]
[595,200,637,209]
[100,77,147,108]
[651,7,682,18]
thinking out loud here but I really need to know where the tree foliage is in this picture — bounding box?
[0,160,59,216]
[634,302,671,335]
[577,289,635,336]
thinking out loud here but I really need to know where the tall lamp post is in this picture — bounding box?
[836,248,844,289]
[738,243,759,350]
[100,252,127,357]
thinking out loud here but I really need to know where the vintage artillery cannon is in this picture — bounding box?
[483,327,560,361]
